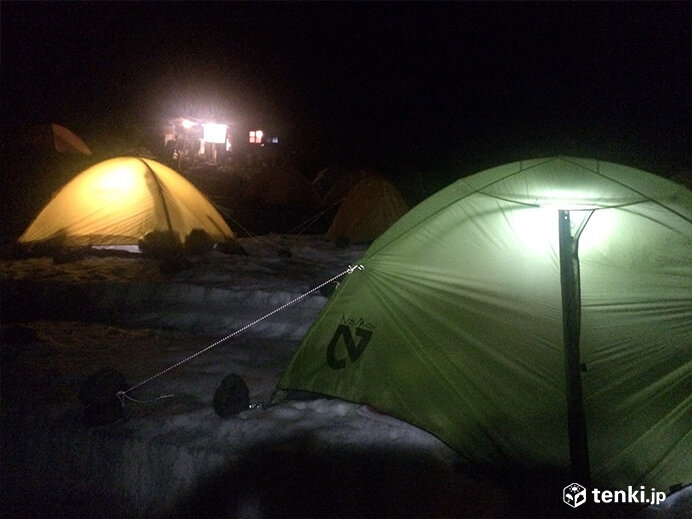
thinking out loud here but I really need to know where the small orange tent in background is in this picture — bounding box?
[312,165,350,199]
[326,175,409,243]
[49,124,92,155]
[19,157,233,247]
[322,168,376,208]
[20,123,92,155]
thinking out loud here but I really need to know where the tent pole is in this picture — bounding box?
[558,210,591,484]
[140,159,174,234]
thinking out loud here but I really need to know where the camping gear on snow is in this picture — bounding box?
[213,373,250,417]
[18,157,234,248]
[279,157,691,490]
[326,175,409,243]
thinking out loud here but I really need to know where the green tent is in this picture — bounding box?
[279,157,691,490]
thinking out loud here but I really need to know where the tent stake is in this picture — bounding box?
[558,210,591,485]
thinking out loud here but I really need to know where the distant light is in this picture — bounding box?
[203,123,227,144]
[271,137,279,144]
[249,130,264,144]
[181,119,196,130]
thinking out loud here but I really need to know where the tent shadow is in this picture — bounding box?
[164,433,656,519]
[165,435,469,519]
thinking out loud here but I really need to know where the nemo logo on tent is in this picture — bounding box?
[326,324,373,369]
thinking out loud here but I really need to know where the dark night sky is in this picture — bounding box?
[1,1,690,175]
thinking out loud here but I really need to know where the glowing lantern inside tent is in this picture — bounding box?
[93,167,136,197]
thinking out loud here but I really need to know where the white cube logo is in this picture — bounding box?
[563,483,587,508]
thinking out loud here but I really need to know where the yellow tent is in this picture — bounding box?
[326,176,408,243]
[19,157,233,247]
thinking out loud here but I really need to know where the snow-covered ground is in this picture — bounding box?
[1,235,689,518]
